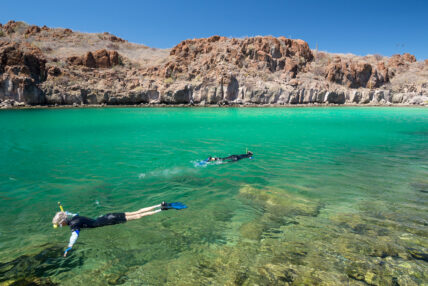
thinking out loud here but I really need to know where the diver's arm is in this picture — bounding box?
[64,230,79,257]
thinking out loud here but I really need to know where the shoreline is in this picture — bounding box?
[1,103,427,110]
[1,21,427,114]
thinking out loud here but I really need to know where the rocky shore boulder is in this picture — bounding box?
[325,57,390,88]
[0,41,46,104]
[0,42,46,82]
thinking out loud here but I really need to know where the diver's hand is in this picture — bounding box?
[64,247,72,257]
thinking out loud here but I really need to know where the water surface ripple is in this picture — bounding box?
[0,107,427,285]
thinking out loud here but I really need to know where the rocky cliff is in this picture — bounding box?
[0,20,427,108]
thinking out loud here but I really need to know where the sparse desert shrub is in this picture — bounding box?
[262,73,275,81]
[107,43,119,50]
[246,44,255,51]
[0,30,4,37]
[13,21,28,34]
[314,52,330,65]
[164,77,174,85]
[373,54,383,61]
[311,65,326,77]
[132,85,145,92]
[193,74,202,83]
[51,75,70,85]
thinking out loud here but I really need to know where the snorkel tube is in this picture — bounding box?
[53,202,64,228]
[58,202,64,212]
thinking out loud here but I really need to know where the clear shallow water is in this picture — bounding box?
[0,107,427,285]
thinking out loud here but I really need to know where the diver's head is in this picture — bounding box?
[52,211,68,228]
[247,151,253,156]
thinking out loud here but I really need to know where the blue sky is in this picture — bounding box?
[1,0,427,59]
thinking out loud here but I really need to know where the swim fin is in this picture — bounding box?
[161,202,187,210]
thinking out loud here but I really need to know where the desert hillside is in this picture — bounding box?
[0,20,427,107]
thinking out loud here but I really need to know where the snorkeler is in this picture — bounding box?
[197,151,253,166]
[219,151,253,162]
[52,201,187,257]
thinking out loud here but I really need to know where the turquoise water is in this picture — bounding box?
[0,107,427,285]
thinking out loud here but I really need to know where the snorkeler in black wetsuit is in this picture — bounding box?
[220,151,253,162]
[52,203,167,257]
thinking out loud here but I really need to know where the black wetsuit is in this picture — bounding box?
[220,153,253,162]
[63,212,128,255]
[67,213,127,231]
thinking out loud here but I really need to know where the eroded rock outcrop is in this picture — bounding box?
[25,25,41,36]
[161,36,313,80]
[0,41,46,104]
[388,53,416,68]
[67,49,120,68]
[325,57,391,88]
[0,21,427,107]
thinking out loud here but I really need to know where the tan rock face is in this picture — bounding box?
[161,35,313,79]
[3,20,18,34]
[388,53,416,68]
[402,53,416,63]
[47,66,61,77]
[0,42,46,82]
[0,21,426,106]
[324,52,418,89]
[25,25,41,36]
[101,32,126,43]
[67,49,120,68]
[0,41,46,104]
[325,56,396,89]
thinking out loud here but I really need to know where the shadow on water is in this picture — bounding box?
[0,244,83,285]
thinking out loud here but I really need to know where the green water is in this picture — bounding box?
[0,107,427,285]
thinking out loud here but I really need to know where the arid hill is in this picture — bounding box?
[0,20,427,107]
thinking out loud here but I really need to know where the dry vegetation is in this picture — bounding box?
[1,20,427,106]
[0,21,170,68]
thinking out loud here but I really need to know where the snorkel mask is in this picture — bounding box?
[53,202,65,229]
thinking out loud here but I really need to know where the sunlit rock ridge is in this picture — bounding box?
[1,20,427,107]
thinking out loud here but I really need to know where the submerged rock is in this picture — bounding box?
[0,245,81,284]
[238,185,322,217]
[407,248,428,262]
